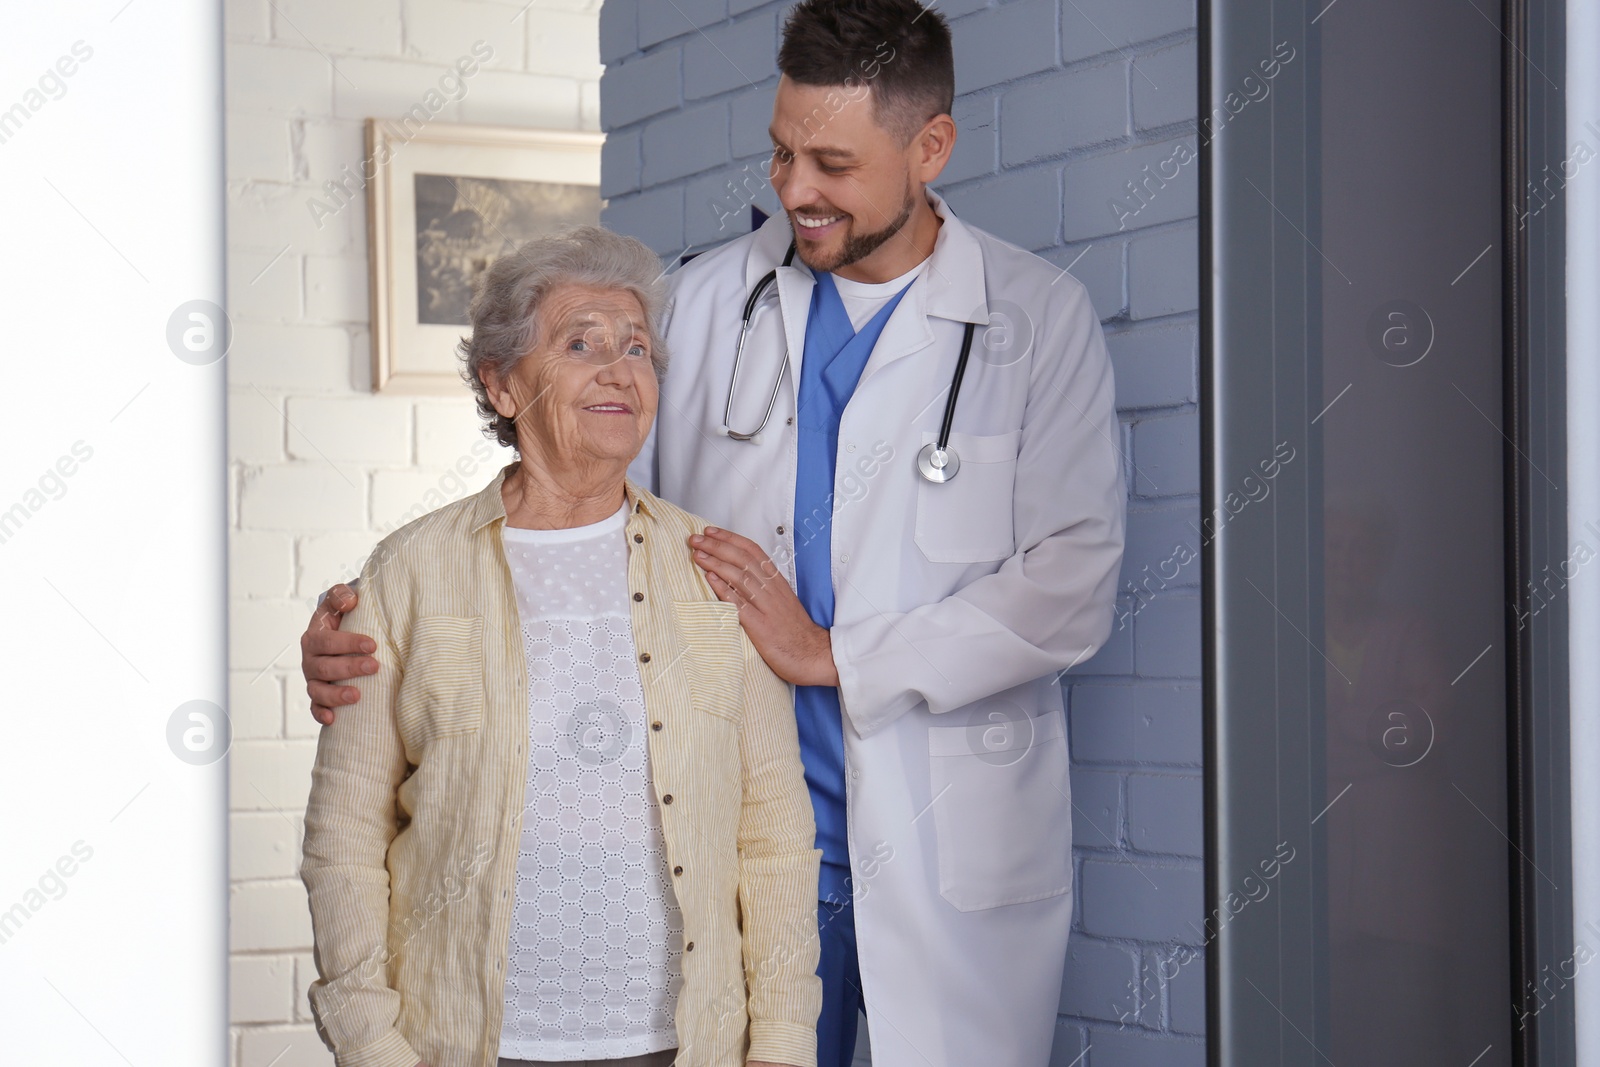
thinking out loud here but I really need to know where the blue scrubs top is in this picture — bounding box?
[792,270,915,906]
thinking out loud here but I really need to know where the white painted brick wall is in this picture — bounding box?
[231,955,296,1024]
[223,1,597,1062]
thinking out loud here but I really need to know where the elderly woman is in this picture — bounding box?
[300,226,821,1067]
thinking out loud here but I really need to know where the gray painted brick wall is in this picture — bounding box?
[596,1,1203,1061]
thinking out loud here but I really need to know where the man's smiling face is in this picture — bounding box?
[767,75,922,275]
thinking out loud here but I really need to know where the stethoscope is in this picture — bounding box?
[723,240,978,484]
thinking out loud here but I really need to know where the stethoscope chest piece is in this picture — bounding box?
[917,441,960,483]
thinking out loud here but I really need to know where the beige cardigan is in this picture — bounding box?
[301,466,821,1067]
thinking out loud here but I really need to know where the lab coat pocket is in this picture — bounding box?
[913,429,1020,564]
[672,600,747,725]
[927,707,1072,911]
[396,615,484,744]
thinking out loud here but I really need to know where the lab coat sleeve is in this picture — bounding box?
[830,283,1127,739]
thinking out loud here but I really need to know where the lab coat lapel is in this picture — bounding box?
[741,208,799,294]
[918,190,992,326]
[855,283,934,388]
[775,264,816,407]
[855,190,990,389]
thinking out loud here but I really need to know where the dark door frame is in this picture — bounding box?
[1503,0,1573,1059]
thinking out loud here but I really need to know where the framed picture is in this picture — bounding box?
[367,120,604,393]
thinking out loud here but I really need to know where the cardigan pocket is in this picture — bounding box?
[671,600,748,724]
[396,615,485,744]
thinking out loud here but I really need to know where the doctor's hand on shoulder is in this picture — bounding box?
[689,527,838,688]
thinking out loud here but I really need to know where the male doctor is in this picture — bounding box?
[300,3,1126,1065]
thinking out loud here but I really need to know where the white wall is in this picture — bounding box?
[0,4,227,1064]
[223,2,600,1062]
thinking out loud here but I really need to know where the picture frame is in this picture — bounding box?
[366,120,604,393]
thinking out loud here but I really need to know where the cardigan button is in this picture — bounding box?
[634,533,644,543]
[640,652,651,664]
[673,865,683,876]
[651,721,663,731]
[633,591,645,602]
[685,941,694,952]
[662,794,673,804]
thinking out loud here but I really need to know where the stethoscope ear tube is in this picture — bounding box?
[917,320,978,484]
[939,322,977,449]
[723,242,799,441]
[741,267,778,323]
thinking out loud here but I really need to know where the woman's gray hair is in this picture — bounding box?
[458,225,670,450]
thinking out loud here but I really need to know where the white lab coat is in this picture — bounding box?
[630,191,1126,1067]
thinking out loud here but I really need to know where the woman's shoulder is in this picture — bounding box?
[360,484,497,583]
[627,481,722,603]
[629,480,711,536]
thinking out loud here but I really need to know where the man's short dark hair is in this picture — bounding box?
[778,0,955,145]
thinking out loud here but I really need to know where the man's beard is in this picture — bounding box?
[794,182,916,274]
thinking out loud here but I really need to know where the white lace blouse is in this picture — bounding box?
[496,504,682,1061]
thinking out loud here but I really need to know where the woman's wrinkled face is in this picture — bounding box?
[485,283,659,471]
